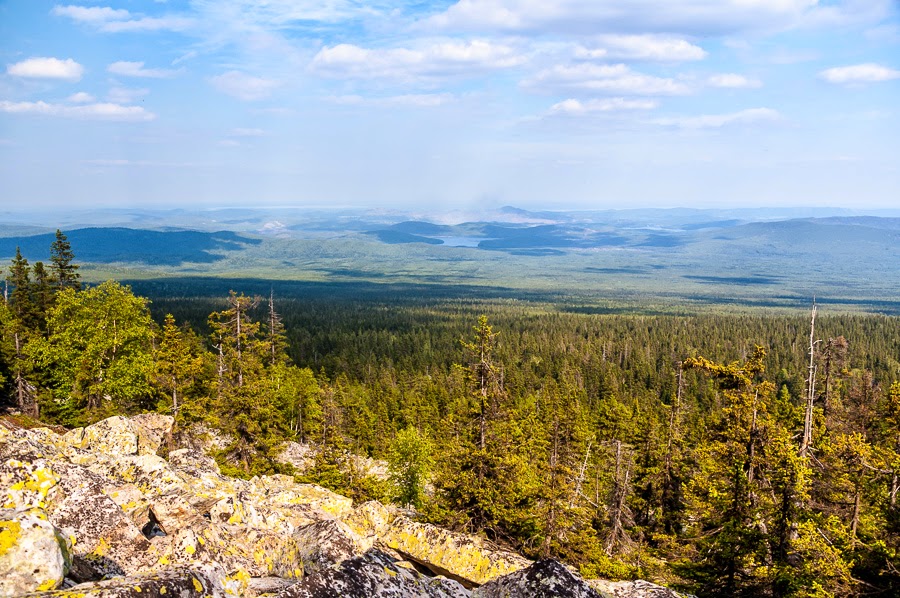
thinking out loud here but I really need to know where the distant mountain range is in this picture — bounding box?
[0,207,897,313]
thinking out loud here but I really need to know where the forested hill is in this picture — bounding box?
[0,228,259,266]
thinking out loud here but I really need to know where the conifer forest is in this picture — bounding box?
[3,233,900,597]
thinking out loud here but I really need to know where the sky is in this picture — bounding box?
[0,1,898,212]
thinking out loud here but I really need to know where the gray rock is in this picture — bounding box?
[0,509,70,595]
[275,549,470,598]
[24,565,227,597]
[292,519,365,574]
[473,559,601,598]
[380,516,530,587]
[587,579,694,598]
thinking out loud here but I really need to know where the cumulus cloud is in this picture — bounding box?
[209,71,279,101]
[707,73,763,88]
[0,100,155,121]
[7,57,84,81]
[52,4,194,33]
[819,63,900,84]
[578,35,707,62]
[310,40,525,80]
[548,97,659,116]
[67,91,95,103]
[653,107,781,128]
[425,0,837,36]
[524,63,690,96]
[108,61,180,78]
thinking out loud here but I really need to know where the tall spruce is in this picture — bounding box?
[49,229,80,291]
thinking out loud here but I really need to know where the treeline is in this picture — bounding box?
[3,239,900,597]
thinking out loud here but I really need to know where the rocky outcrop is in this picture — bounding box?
[1,415,688,598]
[275,549,470,598]
[380,516,531,587]
[588,579,695,598]
[473,559,601,597]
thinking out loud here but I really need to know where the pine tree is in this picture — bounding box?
[49,230,80,291]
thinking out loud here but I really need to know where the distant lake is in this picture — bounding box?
[433,236,486,247]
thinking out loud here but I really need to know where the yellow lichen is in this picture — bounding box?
[38,578,59,591]
[160,587,167,594]
[192,577,203,592]
[185,544,196,555]
[0,520,22,557]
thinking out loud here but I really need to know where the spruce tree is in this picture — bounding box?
[49,229,80,291]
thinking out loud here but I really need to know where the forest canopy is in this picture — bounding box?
[2,236,900,597]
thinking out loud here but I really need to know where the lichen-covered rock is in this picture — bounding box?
[275,549,470,598]
[277,442,317,474]
[342,500,398,549]
[587,579,694,598]
[24,564,229,597]
[1,458,63,511]
[249,475,354,521]
[157,522,305,579]
[381,516,530,587]
[46,482,154,581]
[172,423,234,456]
[128,413,174,456]
[0,509,70,595]
[292,519,365,574]
[66,417,139,457]
[473,559,600,598]
[168,448,222,476]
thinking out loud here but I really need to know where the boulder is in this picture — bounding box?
[64,416,139,457]
[46,482,155,581]
[157,522,305,579]
[380,516,530,587]
[168,448,222,476]
[274,549,470,598]
[292,519,366,574]
[25,565,229,597]
[0,508,70,595]
[128,412,174,456]
[342,500,398,542]
[587,579,695,598]
[473,559,601,598]
[278,442,317,474]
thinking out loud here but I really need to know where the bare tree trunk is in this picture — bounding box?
[800,302,817,458]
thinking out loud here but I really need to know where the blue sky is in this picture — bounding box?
[1,0,898,211]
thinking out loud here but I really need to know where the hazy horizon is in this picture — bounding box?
[2,1,898,211]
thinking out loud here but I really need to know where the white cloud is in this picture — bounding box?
[209,71,279,101]
[707,73,763,88]
[108,87,150,104]
[819,63,900,85]
[653,107,781,128]
[548,97,659,116]
[52,4,194,33]
[67,91,95,103]
[7,57,84,81]
[99,16,195,33]
[0,100,155,121]
[108,61,180,78]
[310,40,525,80]
[231,127,266,137]
[328,93,455,107]
[51,5,130,22]
[580,35,707,62]
[425,0,837,36]
[524,63,690,96]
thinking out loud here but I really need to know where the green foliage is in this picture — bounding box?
[387,426,434,509]
[32,281,155,424]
